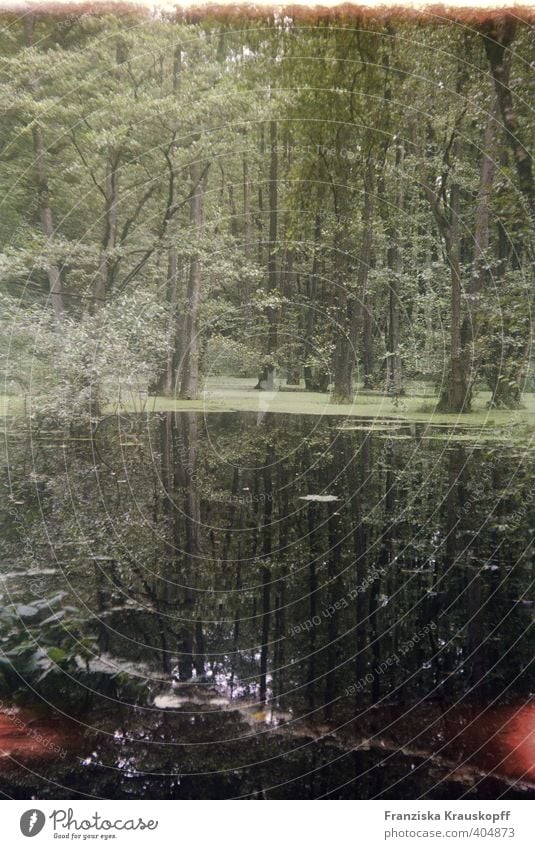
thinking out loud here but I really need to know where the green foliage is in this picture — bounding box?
[0,11,532,415]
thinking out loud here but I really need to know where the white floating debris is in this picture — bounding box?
[299,494,340,503]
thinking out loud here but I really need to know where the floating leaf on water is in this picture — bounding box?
[299,494,340,502]
[15,604,40,619]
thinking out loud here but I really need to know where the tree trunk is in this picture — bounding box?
[462,98,499,397]
[24,14,64,322]
[304,213,321,390]
[259,444,273,703]
[387,243,402,396]
[179,163,205,400]
[178,412,200,680]
[360,160,375,389]
[256,120,278,389]
[440,173,469,412]
[158,249,180,396]
[94,154,120,305]
[387,143,404,396]
[333,158,374,400]
[243,150,253,260]
[324,502,341,720]
[423,132,471,412]
[482,21,535,224]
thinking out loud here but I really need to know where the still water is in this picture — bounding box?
[0,411,533,798]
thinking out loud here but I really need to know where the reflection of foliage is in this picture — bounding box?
[1,413,534,713]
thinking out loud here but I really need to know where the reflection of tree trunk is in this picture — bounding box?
[95,562,110,654]
[259,441,274,703]
[467,570,486,691]
[324,503,341,720]
[24,14,64,323]
[369,449,384,707]
[346,433,370,697]
[158,412,181,674]
[178,413,201,680]
[273,463,289,702]
[369,575,382,703]
[445,446,464,571]
[382,444,397,674]
[306,500,319,709]
[230,480,245,696]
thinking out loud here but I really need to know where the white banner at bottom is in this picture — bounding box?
[2,800,535,848]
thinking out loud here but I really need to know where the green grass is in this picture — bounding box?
[141,378,535,427]
[2,377,534,444]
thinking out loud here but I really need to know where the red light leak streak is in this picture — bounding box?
[0,700,534,787]
[495,704,535,783]
[0,707,74,764]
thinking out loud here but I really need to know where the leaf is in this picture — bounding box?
[15,604,40,619]
[46,647,68,664]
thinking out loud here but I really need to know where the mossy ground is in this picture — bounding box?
[2,377,534,444]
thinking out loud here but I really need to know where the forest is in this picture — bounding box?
[0,5,533,416]
[0,4,534,801]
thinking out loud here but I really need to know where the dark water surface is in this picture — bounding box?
[0,411,533,798]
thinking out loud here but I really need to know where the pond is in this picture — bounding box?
[0,411,533,798]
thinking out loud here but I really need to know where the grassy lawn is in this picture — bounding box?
[2,377,534,442]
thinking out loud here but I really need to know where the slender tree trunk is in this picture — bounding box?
[159,250,180,395]
[283,247,300,383]
[180,163,205,400]
[463,98,499,397]
[423,134,471,412]
[24,14,64,322]
[473,100,499,303]
[243,151,253,260]
[259,444,273,703]
[304,213,322,390]
[332,184,354,402]
[324,502,342,720]
[154,45,182,396]
[387,143,404,396]
[306,500,319,709]
[333,158,374,400]
[360,160,376,389]
[482,21,535,224]
[387,242,402,395]
[440,167,469,412]
[94,154,120,305]
[177,412,201,680]
[260,120,278,388]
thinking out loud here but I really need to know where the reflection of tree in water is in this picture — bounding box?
[1,413,534,796]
